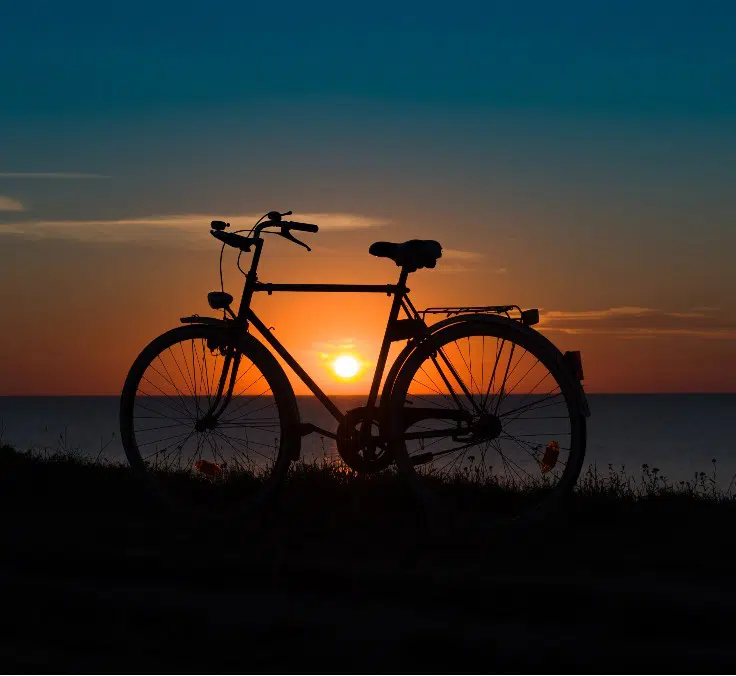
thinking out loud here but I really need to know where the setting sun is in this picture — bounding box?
[333,355,360,379]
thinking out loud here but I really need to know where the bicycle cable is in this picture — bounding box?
[218,212,272,289]
[218,242,226,293]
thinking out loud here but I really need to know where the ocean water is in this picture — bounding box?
[0,395,734,489]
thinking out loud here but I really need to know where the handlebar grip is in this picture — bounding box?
[211,230,256,251]
[284,221,319,233]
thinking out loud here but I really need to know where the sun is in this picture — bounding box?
[333,355,360,379]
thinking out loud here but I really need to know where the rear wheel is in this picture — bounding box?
[120,324,299,518]
[388,318,586,530]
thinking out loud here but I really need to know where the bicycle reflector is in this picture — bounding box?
[541,441,560,473]
[563,351,584,380]
[194,459,223,478]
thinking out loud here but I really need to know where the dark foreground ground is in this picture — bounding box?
[1,446,735,673]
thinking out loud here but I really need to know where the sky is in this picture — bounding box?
[1,0,734,394]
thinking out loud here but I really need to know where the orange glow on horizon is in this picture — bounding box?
[0,234,734,395]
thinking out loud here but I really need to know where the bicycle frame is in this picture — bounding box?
[123,218,589,521]
[231,237,417,430]
[182,234,500,444]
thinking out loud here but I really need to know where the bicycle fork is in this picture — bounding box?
[194,344,242,430]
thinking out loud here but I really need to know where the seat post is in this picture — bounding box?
[362,267,411,423]
[396,267,410,290]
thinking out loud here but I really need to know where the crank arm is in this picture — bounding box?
[298,423,338,439]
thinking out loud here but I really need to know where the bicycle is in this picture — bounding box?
[120,210,590,527]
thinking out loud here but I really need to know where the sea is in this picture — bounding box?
[1,395,734,490]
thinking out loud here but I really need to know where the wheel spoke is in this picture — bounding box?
[155,352,194,417]
[393,322,584,525]
[121,326,290,515]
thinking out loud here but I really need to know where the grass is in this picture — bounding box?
[2,441,736,671]
[2,438,735,577]
[1,439,734,547]
[577,459,736,501]
[2,439,734,513]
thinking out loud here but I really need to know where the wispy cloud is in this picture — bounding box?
[690,306,720,313]
[443,249,484,261]
[297,213,389,229]
[0,224,25,235]
[437,248,489,274]
[538,306,736,339]
[312,339,359,353]
[542,306,657,321]
[0,172,110,179]
[0,212,389,246]
[0,196,24,212]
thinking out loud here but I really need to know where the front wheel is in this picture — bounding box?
[388,318,587,531]
[120,324,300,518]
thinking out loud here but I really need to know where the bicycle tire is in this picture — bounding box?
[120,324,300,518]
[388,316,587,531]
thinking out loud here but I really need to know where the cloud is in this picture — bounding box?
[0,212,388,247]
[0,224,25,234]
[690,306,720,313]
[443,249,484,261]
[0,196,24,212]
[542,306,657,320]
[312,339,359,352]
[296,213,389,229]
[436,248,488,274]
[538,306,736,339]
[0,172,110,179]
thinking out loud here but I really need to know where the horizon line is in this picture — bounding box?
[1,391,735,397]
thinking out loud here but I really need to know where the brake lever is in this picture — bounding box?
[279,228,311,251]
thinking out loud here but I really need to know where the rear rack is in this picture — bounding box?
[420,305,518,318]
[419,305,539,326]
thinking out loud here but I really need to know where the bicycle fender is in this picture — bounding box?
[443,314,590,418]
[379,312,508,402]
[389,313,591,419]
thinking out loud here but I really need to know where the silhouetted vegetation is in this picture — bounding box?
[3,441,734,514]
[2,441,734,560]
[2,442,735,671]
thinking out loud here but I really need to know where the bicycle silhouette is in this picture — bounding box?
[120,210,590,526]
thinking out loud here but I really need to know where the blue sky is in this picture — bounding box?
[3,1,734,116]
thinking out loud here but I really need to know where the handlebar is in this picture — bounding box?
[282,221,319,233]
[254,219,319,235]
[210,213,318,252]
[210,229,256,251]
[252,217,319,251]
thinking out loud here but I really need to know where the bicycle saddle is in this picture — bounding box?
[369,239,442,273]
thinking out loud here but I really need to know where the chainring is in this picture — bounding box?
[336,407,394,474]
